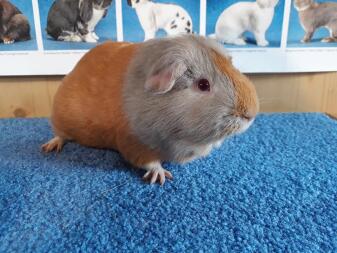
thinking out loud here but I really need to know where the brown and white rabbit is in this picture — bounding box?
[0,0,30,44]
[41,35,259,185]
[294,0,337,43]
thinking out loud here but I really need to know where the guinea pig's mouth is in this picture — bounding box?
[212,116,253,141]
[226,116,255,136]
[201,114,255,145]
[236,117,255,134]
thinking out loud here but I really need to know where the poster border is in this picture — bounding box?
[1,0,337,76]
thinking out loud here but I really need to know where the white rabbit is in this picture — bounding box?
[127,0,193,41]
[212,0,279,46]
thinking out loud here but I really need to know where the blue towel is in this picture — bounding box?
[0,113,336,252]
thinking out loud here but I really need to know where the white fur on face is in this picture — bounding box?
[236,118,254,134]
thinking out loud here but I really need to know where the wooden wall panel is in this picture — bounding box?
[324,76,337,117]
[0,73,336,118]
[252,72,337,116]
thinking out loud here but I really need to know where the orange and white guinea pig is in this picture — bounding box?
[42,34,259,185]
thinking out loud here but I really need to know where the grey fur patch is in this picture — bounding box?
[123,35,240,163]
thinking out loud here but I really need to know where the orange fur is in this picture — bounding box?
[211,50,259,118]
[51,41,160,167]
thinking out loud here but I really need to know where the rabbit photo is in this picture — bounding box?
[211,0,279,46]
[46,0,112,43]
[127,0,193,41]
[0,0,30,44]
[294,0,337,43]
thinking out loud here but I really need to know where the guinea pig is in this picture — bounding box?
[0,0,31,44]
[46,0,112,43]
[42,35,259,185]
[294,0,337,43]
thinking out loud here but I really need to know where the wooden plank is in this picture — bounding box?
[0,77,35,118]
[251,74,299,112]
[0,73,337,118]
[322,73,337,118]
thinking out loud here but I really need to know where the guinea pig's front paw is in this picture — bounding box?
[41,136,65,153]
[143,162,173,185]
[3,37,14,44]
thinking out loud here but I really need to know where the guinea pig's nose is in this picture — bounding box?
[242,114,252,121]
[242,109,257,121]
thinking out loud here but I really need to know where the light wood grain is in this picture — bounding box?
[252,72,337,117]
[0,76,60,118]
[0,73,336,118]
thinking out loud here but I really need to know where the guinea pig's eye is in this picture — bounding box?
[197,78,210,92]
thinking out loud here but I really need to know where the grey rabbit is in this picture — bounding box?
[294,0,337,42]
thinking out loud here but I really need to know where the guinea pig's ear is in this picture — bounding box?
[79,0,93,22]
[127,0,132,6]
[145,62,187,94]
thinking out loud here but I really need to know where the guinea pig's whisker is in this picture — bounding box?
[221,103,235,110]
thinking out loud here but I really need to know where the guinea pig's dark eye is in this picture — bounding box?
[197,78,210,92]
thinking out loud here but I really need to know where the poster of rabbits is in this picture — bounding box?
[1,0,337,75]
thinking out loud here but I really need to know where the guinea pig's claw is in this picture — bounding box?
[143,167,173,185]
[41,136,65,153]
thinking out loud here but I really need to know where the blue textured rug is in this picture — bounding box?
[0,113,336,253]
